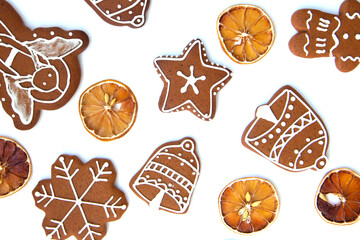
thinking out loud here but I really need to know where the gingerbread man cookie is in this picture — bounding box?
[0,0,88,130]
[289,0,360,72]
[154,39,232,121]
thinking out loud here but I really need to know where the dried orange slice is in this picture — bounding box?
[219,177,279,234]
[217,4,275,64]
[79,80,137,141]
[315,168,360,225]
[0,137,31,198]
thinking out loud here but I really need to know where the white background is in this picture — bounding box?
[2,0,360,239]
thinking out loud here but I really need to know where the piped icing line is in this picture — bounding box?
[340,56,360,62]
[316,38,327,42]
[329,16,340,57]
[316,43,326,47]
[316,50,326,54]
[346,12,360,20]
[154,39,231,120]
[304,33,310,56]
[306,10,313,29]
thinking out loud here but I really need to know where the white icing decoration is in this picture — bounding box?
[316,38,327,42]
[89,0,149,27]
[341,56,360,62]
[154,39,231,120]
[244,89,328,172]
[131,138,200,214]
[316,43,326,47]
[304,33,310,56]
[320,18,330,25]
[356,34,360,40]
[256,105,278,123]
[34,157,126,239]
[329,17,340,57]
[346,12,360,20]
[306,10,313,29]
[343,33,349,39]
[0,20,84,126]
[316,50,326,54]
[177,65,206,95]
[317,27,328,32]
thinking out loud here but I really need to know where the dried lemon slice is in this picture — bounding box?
[0,137,31,198]
[217,4,275,64]
[79,80,137,141]
[219,177,279,234]
[315,168,360,225]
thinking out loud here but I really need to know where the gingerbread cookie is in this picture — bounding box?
[289,0,360,72]
[32,155,127,240]
[84,0,150,28]
[242,86,329,172]
[154,38,232,121]
[130,137,200,214]
[0,0,89,130]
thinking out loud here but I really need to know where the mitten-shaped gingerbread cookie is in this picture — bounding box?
[289,0,360,72]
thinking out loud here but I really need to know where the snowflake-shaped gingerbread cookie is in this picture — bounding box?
[154,39,232,121]
[32,155,127,240]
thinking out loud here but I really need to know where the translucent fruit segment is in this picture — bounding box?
[219,177,280,234]
[79,80,137,141]
[316,168,360,225]
[217,5,275,64]
[0,137,31,198]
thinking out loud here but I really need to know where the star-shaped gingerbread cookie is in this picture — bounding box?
[154,39,232,121]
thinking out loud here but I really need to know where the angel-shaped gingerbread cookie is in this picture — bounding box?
[0,0,88,130]
[289,0,360,72]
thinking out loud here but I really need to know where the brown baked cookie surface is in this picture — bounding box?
[289,0,360,72]
[154,39,232,121]
[242,86,329,172]
[0,0,89,130]
[130,137,200,214]
[33,155,127,240]
[84,0,150,28]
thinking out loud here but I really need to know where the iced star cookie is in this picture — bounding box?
[242,86,329,172]
[0,0,89,130]
[289,0,360,72]
[33,155,128,240]
[130,137,200,214]
[154,38,232,121]
[85,0,150,28]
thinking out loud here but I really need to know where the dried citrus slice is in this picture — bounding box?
[0,137,31,198]
[315,168,360,225]
[217,4,275,64]
[219,177,279,234]
[79,79,137,141]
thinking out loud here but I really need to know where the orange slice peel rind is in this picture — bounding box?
[79,79,137,141]
[219,177,280,235]
[217,4,275,64]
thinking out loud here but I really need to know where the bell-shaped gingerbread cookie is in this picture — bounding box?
[289,0,360,72]
[130,137,200,214]
[242,86,329,172]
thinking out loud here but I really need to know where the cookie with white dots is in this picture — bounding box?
[0,0,89,130]
[154,38,232,121]
[84,0,150,28]
[242,85,329,172]
[130,137,200,214]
